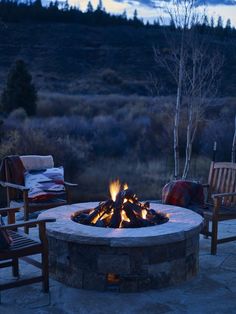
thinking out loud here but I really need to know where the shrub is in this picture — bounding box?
[101,69,122,85]
[0,128,90,180]
[8,108,27,121]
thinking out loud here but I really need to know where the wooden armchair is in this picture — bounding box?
[0,207,55,293]
[0,155,77,232]
[202,162,236,255]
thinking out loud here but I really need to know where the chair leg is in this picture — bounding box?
[42,249,49,293]
[12,258,19,277]
[24,206,29,234]
[211,217,218,255]
[203,218,209,238]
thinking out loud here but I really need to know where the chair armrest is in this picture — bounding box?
[0,218,56,231]
[0,207,20,215]
[0,181,29,192]
[64,181,78,187]
[212,192,236,199]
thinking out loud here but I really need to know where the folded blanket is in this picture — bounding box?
[20,155,54,171]
[25,167,65,201]
[162,180,204,209]
[0,155,25,185]
[0,155,54,184]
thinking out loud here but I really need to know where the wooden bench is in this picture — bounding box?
[203,162,236,255]
[0,207,55,292]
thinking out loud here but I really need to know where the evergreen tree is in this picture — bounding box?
[1,60,37,116]
[153,18,160,26]
[225,18,231,29]
[217,16,223,28]
[86,1,93,12]
[121,9,127,20]
[210,16,214,28]
[63,0,69,11]
[202,15,209,27]
[133,9,138,21]
[97,0,103,11]
[169,16,176,29]
[33,0,42,8]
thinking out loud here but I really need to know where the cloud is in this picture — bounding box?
[114,0,236,8]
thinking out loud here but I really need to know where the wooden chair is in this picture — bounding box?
[203,162,236,255]
[0,206,55,293]
[0,155,77,233]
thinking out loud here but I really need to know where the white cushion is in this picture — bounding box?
[20,155,54,171]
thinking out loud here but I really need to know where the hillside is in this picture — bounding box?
[0,23,236,96]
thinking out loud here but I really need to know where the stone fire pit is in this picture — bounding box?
[39,202,203,292]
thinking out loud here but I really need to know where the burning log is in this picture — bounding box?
[109,190,125,228]
[123,202,138,223]
[83,199,113,225]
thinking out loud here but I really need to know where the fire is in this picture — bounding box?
[121,210,130,223]
[109,179,121,202]
[73,179,169,228]
[141,209,147,219]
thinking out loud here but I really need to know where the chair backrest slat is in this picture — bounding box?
[216,168,223,192]
[208,162,236,206]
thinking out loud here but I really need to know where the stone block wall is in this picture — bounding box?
[48,233,199,292]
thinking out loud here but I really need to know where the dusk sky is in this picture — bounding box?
[65,0,236,25]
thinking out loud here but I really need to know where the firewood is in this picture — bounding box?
[123,202,139,222]
[109,190,124,228]
[123,189,138,203]
[72,184,169,228]
[94,220,106,228]
[143,201,150,208]
[126,202,142,214]
[83,199,112,224]
[75,213,90,224]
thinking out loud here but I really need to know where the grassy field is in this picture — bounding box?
[1,91,233,203]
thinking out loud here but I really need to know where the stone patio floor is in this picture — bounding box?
[0,219,236,314]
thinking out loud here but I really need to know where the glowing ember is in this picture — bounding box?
[73,180,169,228]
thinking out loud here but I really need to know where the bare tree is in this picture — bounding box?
[182,37,223,178]
[232,115,236,163]
[154,0,223,178]
[154,0,196,178]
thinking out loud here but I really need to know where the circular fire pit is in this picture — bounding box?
[39,202,203,292]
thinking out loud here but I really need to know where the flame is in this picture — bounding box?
[121,210,130,222]
[141,209,147,219]
[109,180,121,202]
[120,210,130,227]
[124,183,128,190]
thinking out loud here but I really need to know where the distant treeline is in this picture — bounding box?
[0,0,143,26]
[0,0,235,32]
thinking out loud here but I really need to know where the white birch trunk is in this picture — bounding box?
[173,74,182,178]
[182,104,193,179]
[174,29,185,179]
[232,115,236,163]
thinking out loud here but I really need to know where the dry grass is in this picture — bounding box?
[74,156,211,202]
[0,90,232,203]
